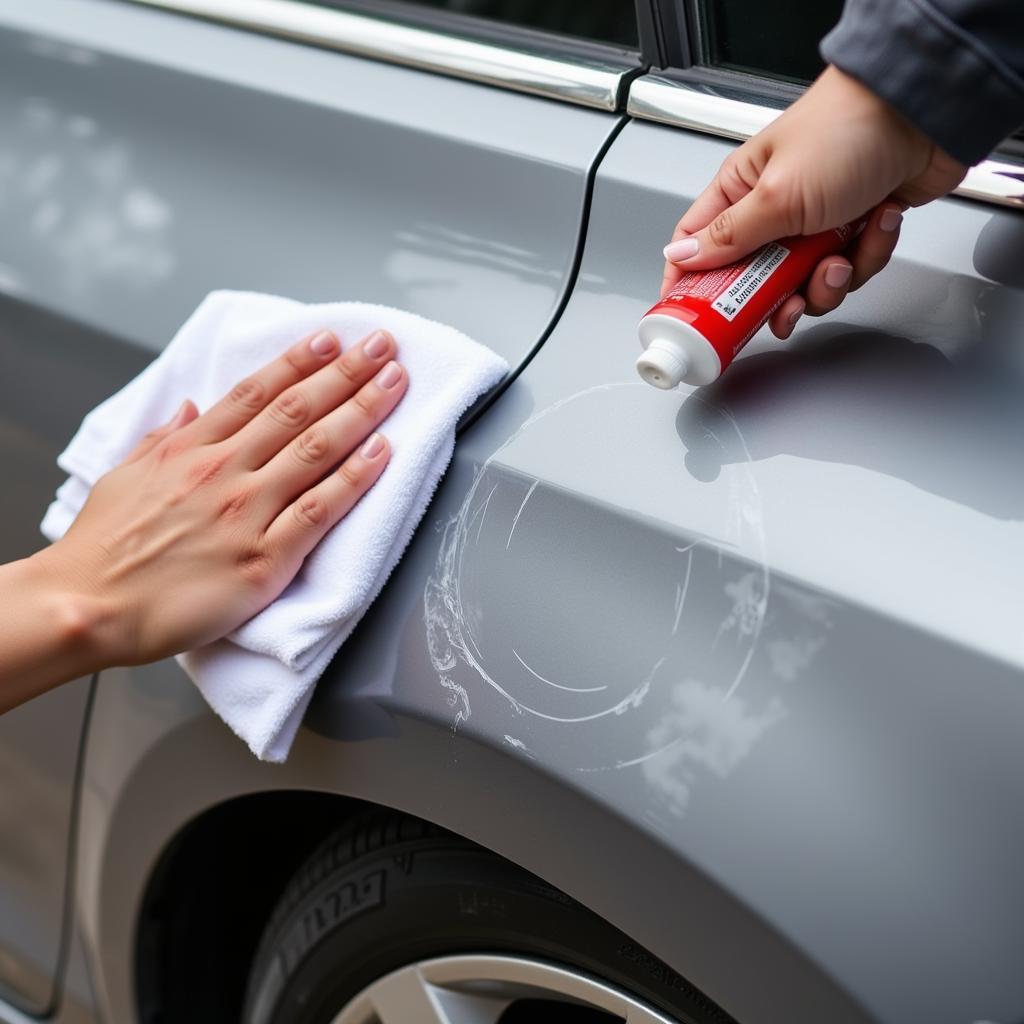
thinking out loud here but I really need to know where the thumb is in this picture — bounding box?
[665,186,799,272]
[121,399,198,466]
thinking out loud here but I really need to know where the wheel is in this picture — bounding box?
[243,810,735,1024]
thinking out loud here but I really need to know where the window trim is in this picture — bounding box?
[125,0,636,111]
[335,0,642,64]
[627,73,1024,211]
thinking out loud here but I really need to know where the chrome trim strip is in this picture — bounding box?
[126,0,625,111]
[628,75,1024,211]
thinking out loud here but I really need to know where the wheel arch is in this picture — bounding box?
[76,667,872,1024]
[134,790,369,1024]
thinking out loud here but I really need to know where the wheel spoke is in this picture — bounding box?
[368,966,451,1024]
[335,954,681,1024]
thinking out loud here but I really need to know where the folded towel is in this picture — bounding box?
[41,291,508,762]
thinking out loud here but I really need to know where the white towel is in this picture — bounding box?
[41,291,508,762]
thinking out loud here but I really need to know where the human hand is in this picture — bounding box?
[661,65,967,339]
[32,328,406,670]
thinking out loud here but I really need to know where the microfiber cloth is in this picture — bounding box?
[40,291,508,762]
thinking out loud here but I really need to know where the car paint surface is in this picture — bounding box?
[0,0,617,1014]
[2,3,1024,1024]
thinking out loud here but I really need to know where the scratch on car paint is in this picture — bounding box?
[425,383,637,731]
[714,403,769,702]
[505,479,538,550]
[473,482,498,545]
[493,656,660,725]
[511,647,606,694]
[671,549,694,636]
[503,734,536,758]
[424,382,771,779]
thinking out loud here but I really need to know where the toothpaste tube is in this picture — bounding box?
[636,220,866,388]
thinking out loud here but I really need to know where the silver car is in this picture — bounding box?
[1,1,1023,1023]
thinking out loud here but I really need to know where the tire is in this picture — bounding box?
[242,809,735,1024]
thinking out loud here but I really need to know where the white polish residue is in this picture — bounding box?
[768,636,825,682]
[440,675,471,729]
[638,680,786,817]
[502,734,537,759]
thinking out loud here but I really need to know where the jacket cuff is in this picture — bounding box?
[820,0,1024,165]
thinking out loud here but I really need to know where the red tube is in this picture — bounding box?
[636,219,866,388]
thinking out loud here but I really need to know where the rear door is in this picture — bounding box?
[0,0,638,1011]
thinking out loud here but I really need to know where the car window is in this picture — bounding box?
[312,0,639,48]
[693,0,843,83]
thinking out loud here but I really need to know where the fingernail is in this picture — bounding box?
[879,207,903,232]
[825,263,852,289]
[375,361,402,389]
[663,237,700,262]
[788,300,805,326]
[168,400,191,428]
[363,330,391,359]
[309,330,338,356]
[360,432,385,459]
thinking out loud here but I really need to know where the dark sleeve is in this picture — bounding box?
[820,0,1024,165]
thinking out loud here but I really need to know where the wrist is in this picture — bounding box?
[21,546,121,676]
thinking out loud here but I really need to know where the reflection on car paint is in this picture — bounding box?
[0,91,175,302]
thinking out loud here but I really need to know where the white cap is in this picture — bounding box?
[635,338,689,389]
[636,313,722,388]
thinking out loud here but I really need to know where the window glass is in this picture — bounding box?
[404,0,637,47]
[697,0,843,83]
[320,0,639,48]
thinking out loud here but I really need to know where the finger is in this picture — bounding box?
[233,330,397,469]
[768,294,806,340]
[266,432,391,564]
[848,203,902,291]
[803,256,853,317]
[681,146,763,235]
[121,399,198,465]
[188,329,342,445]
[257,359,407,506]
[661,238,691,300]
[664,185,800,272]
[661,149,760,298]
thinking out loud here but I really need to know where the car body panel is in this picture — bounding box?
[0,0,614,361]
[0,0,619,1012]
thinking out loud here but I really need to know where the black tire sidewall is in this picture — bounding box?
[245,833,733,1024]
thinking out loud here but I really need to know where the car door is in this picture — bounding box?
[308,3,1024,1023]
[0,0,640,1012]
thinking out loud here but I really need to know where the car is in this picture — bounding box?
[1,1,1023,1022]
